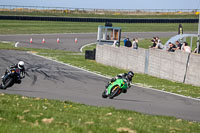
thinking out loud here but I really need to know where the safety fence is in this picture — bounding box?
[96,44,200,87]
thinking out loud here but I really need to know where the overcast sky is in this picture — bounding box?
[1,0,200,9]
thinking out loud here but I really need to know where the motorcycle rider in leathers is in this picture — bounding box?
[105,71,134,95]
[1,61,25,87]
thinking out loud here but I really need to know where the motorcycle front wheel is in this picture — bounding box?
[3,77,14,89]
[102,90,108,98]
[0,84,3,89]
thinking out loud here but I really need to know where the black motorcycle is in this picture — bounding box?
[0,68,21,89]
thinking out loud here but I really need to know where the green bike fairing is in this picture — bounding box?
[107,78,128,95]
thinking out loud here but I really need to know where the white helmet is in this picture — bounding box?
[18,61,24,69]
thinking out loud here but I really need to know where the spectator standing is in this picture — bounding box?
[113,41,120,47]
[124,38,128,46]
[132,38,138,49]
[106,35,110,40]
[156,36,161,43]
[125,38,132,47]
[175,41,183,50]
[155,40,164,49]
[168,42,177,52]
[193,45,200,53]
[149,37,157,48]
[183,42,191,53]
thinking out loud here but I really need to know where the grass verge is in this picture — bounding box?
[0,93,200,133]
[0,20,197,34]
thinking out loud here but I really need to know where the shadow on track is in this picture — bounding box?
[6,89,43,93]
[113,98,148,103]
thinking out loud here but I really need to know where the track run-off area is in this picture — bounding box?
[0,32,200,122]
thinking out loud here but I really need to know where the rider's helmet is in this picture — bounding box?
[18,61,24,70]
[127,71,134,81]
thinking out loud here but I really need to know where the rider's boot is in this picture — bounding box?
[105,89,108,95]
[102,88,108,98]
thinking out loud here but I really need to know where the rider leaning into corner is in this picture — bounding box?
[105,71,134,95]
[1,61,25,87]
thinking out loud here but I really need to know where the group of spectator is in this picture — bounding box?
[124,38,139,49]
[168,41,186,52]
[122,36,200,54]
[149,36,200,54]
[167,41,197,53]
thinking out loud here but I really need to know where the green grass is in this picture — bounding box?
[0,93,199,133]
[1,42,200,98]
[0,20,197,34]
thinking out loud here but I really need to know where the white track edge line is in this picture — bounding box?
[14,42,19,47]
[80,42,96,52]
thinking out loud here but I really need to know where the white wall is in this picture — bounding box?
[96,44,200,86]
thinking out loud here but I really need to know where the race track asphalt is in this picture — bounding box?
[0,32,200,122]
[0,32,197,52]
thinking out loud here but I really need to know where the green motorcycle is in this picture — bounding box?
[102,78,128,99]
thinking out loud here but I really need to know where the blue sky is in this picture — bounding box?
[1,0,200,9]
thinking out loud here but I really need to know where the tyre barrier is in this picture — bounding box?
[85,49,96,60]
[0,15,198,23]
